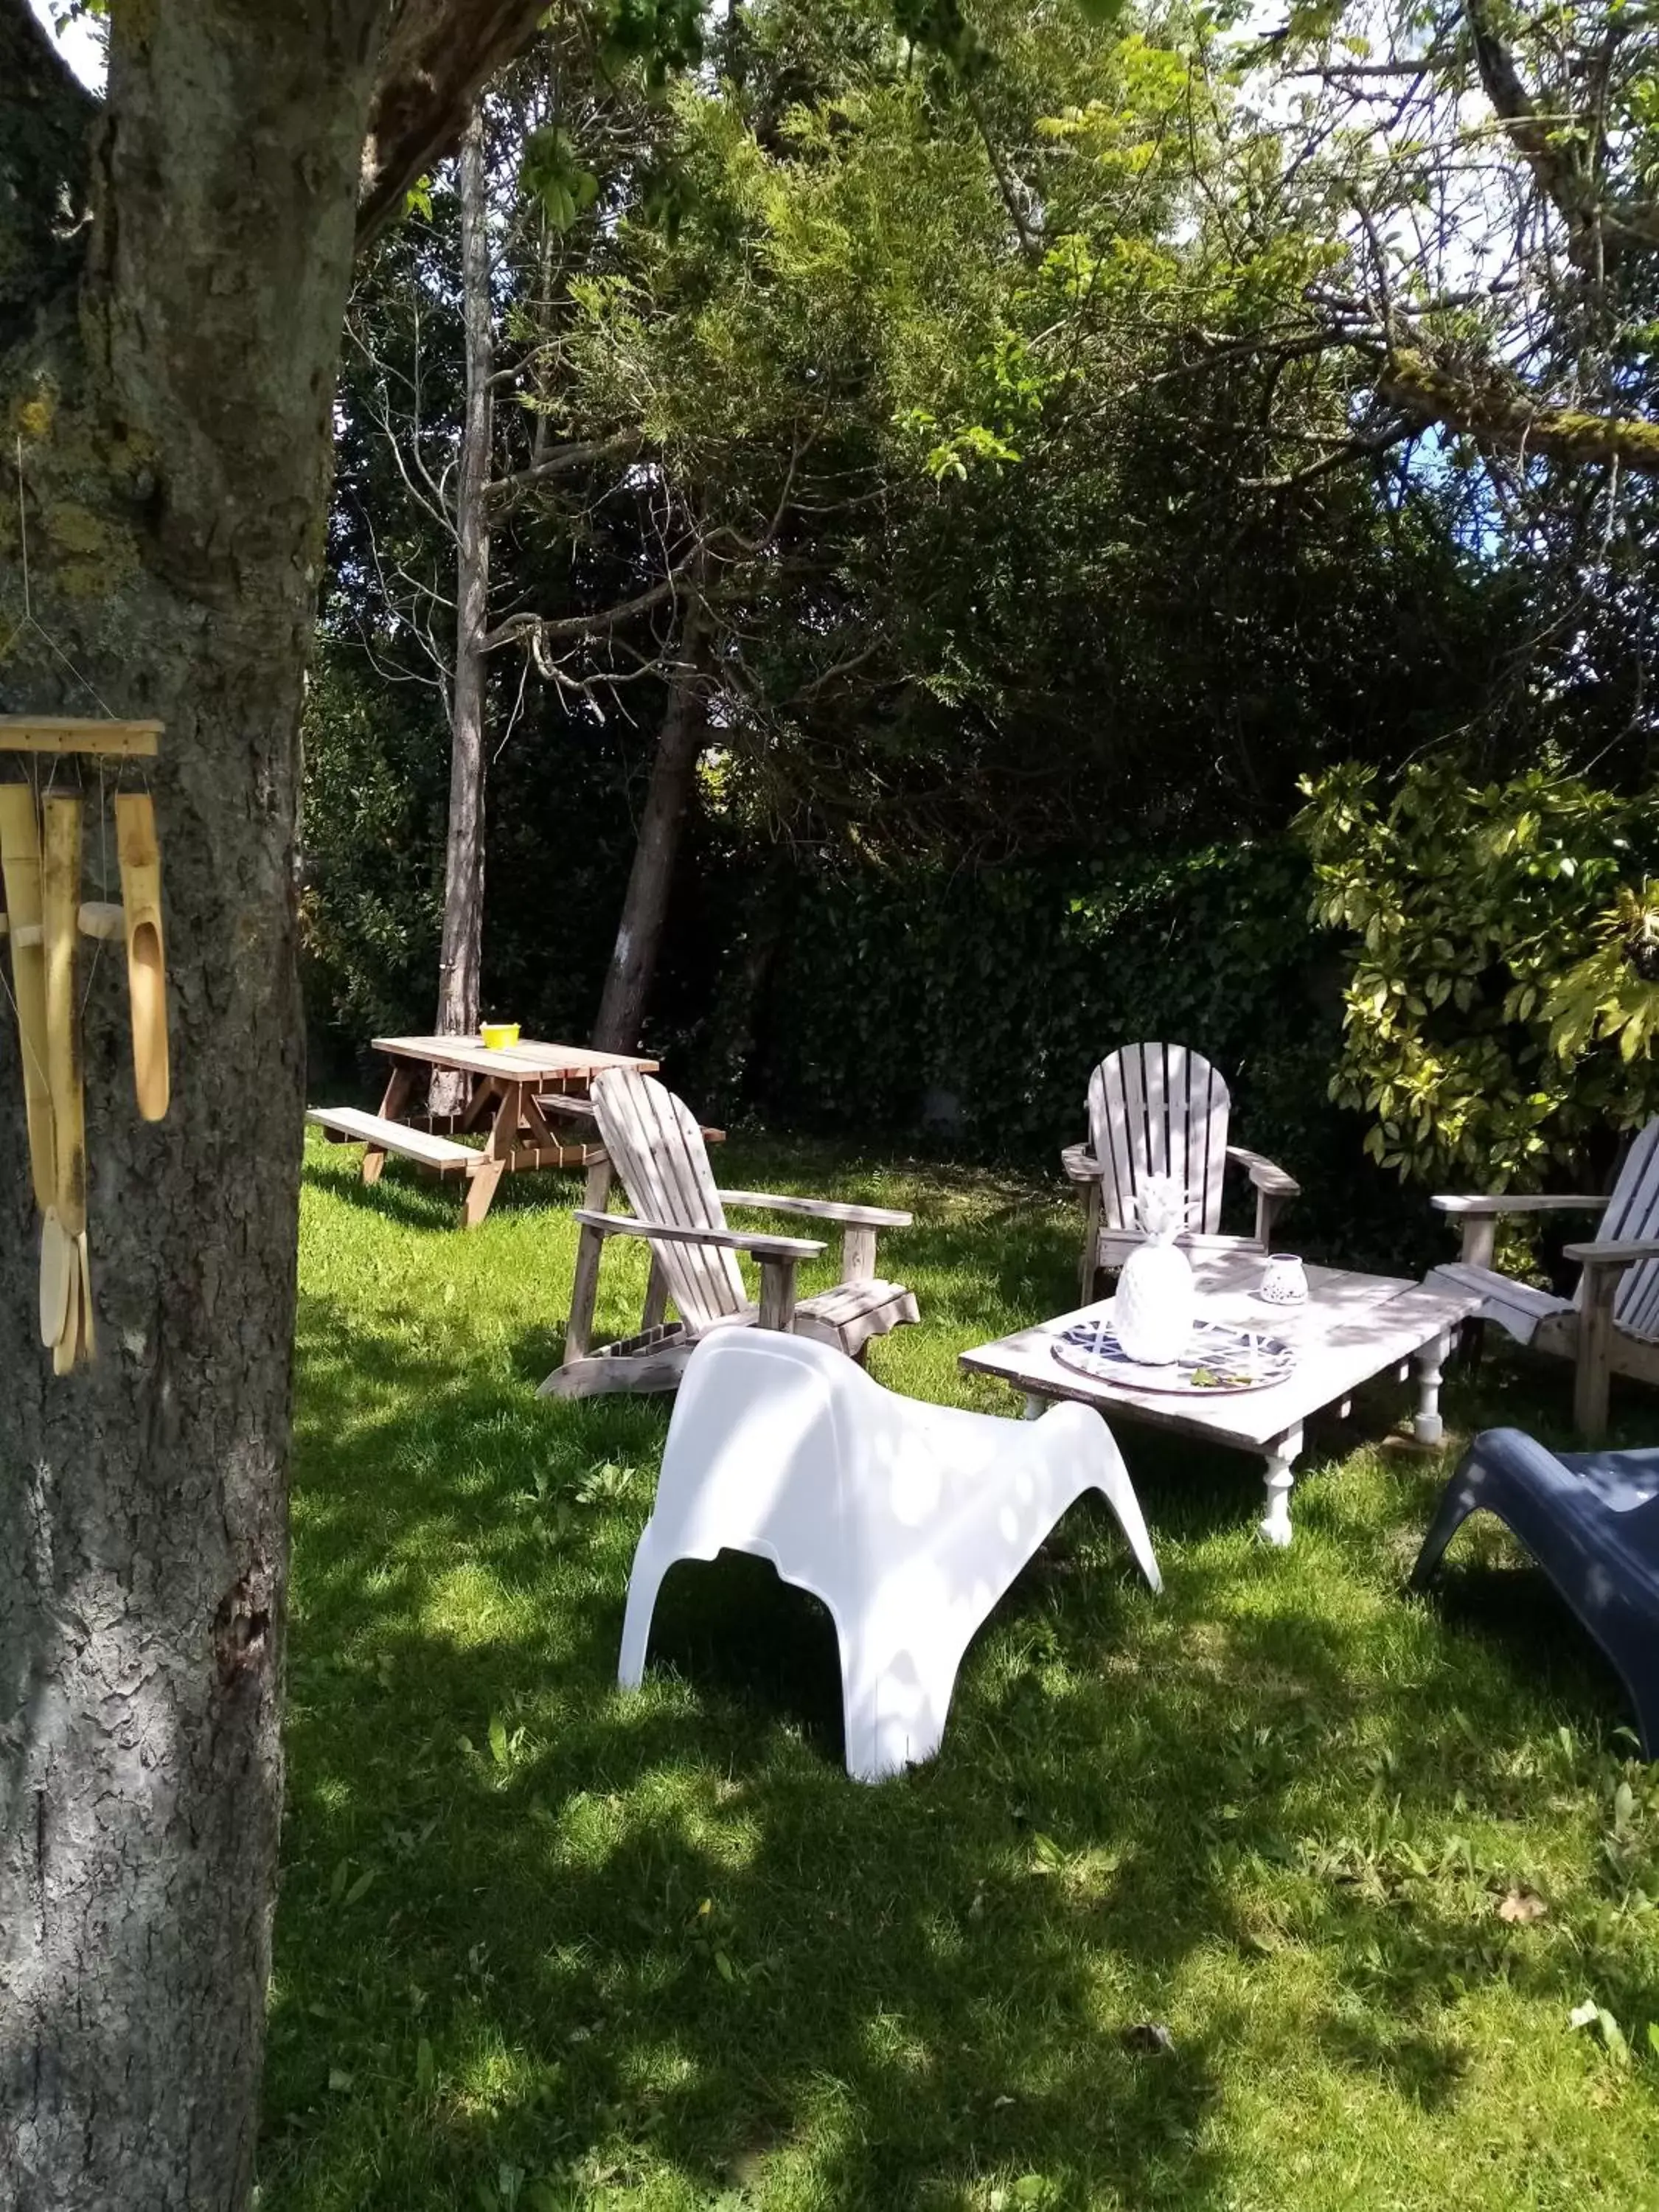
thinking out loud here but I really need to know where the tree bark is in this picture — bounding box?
[592,593,707,1054]
[434,105,494,1088]
[0,6,545,2208]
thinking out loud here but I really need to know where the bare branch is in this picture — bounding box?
[1464,0,1659,262]
[964,86,1042,264]
[485,429,644,512]
[481,573,684,655]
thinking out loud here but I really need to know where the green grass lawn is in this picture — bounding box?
[262,1133,1659,2211]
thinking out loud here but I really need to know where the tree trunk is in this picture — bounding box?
[0,7,382,2207]
[434,104,494,1088]
[592,596,706,1054]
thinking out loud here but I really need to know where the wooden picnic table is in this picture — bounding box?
[310,1034,657,1228]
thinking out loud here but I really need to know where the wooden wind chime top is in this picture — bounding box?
[0,714,170,1373]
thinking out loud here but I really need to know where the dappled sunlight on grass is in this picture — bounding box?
[262,1133,1659,2210]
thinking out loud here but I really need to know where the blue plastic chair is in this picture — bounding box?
[1411,1427,1659,1756]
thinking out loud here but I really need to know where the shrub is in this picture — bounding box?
[1298,759,1659,1190]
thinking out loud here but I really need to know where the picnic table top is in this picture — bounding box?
[959,1248,1484,1451]
[372,1034,659,1085]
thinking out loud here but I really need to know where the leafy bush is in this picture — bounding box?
[1299,760,1659,1190]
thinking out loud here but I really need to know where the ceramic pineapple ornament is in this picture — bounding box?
[1113,1172,1195,1364]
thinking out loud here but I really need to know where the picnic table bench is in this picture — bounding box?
[307,1033,658,1228]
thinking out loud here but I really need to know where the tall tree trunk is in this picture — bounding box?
[0,3,552,2203]
[592,594,706,1054]
[0,9,383,2205]
[434,105,493,1082]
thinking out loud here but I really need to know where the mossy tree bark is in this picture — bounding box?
[0,4,543,2206]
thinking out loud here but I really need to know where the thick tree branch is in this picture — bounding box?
[0,0,97,336]
[1380,349,1659,473]
[358,0,549,246]
[1464,0,1659,262]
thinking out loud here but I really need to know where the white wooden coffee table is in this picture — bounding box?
[959,1250,1484,1545]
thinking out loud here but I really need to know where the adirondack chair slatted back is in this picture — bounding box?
[1590,1117,1659,1342]
[1087,1043,1230,1235]
[591,1071,745,1333]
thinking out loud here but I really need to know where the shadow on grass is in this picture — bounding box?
[264,1152,1656,2211]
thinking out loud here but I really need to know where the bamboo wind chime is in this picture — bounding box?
[0,716,170,1372]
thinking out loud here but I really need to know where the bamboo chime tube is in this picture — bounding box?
[115,793,168,1120]
[0,785,55,1211]
[42,797,91,1371]
[43,796,86,1239]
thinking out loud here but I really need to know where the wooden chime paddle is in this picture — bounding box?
[0,784,57,1212]
[38,1212,74,1350]
[115,792,168,1121]
[43,796,89,1371]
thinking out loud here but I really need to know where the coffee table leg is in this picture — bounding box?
[1413,1329,1453,1446]
[1259,1424,1303,1547]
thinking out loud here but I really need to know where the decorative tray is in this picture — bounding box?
[1051,1314,1295,1395]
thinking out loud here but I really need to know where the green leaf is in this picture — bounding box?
[489,1714,510,1768]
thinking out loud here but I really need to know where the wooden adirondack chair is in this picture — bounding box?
[1060,1043,1300,1304]
[1427,1116,1659,1440]
[540,1070,919,1399]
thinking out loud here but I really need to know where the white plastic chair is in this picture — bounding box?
[617,1329,1162,1782]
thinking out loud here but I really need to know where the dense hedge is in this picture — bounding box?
[301,720,1437,1273]
[695,840,1436,1274]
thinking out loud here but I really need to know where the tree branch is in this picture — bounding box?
[1463,0,1659,262]
[357,0,549,246]
[0,0,98,338]
[481,574,683,655]
[964,86,1041,263]
[485,429,644,512]
[1380,349,1659,474]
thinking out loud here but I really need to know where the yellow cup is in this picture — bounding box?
[480,1022,521,1051]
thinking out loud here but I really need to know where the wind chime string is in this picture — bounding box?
[13,431,125,722]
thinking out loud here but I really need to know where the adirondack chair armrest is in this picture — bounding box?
[1224,1146,1298,1250]
[1562,1237,1659,1267]
[1437,1192,1609,1267]
[716,1189,913,1228]
[1225,1146,1299,1197]
[1434,1194,1608,1216]
[571,1210,825,1260]
[1060,1144,1101,1184]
